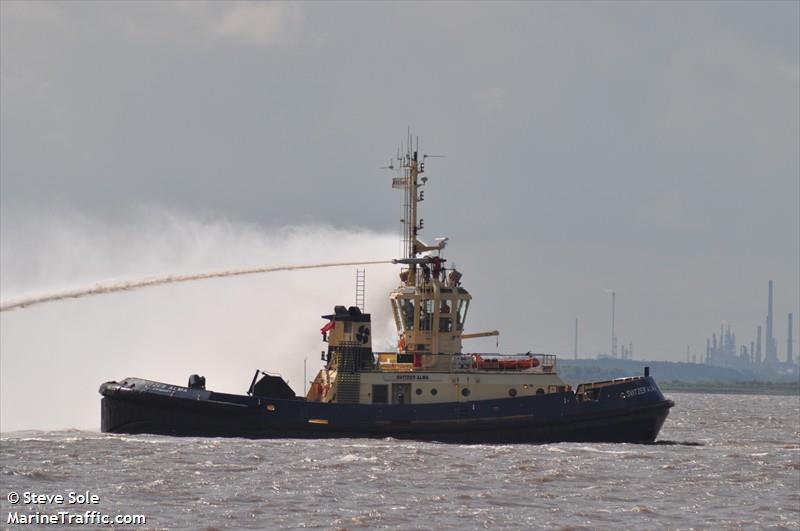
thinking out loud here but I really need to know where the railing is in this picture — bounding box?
[375,352,414,371]
[575,376,642,394]
[373,352,557,373]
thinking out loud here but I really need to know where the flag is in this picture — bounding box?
[392,177,408,189]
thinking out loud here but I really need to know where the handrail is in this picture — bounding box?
[374,351,558,373]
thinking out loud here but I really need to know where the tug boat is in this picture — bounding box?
[100,142,674,443]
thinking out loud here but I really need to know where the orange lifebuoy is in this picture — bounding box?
[398,337,406,350]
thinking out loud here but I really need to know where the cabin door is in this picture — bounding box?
[392,383,411,405]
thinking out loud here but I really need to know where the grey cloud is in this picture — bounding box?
[1,1,797,362]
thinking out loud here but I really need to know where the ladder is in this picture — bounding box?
[355,269,366,312]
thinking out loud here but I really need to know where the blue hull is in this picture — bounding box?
[100,377,673,444]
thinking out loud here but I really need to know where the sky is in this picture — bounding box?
[1,1,798,430]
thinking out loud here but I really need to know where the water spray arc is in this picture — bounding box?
[0,260,393,312]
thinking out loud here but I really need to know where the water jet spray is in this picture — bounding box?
[0,260,394,312]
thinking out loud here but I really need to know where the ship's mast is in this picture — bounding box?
[405,145,420,281]
[407,147,418,262]
[393,135,427,286]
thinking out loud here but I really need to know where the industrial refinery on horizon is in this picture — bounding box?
[702,280,796,374]
[578,280,797,380]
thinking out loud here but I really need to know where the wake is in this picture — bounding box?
[0,260,393,312]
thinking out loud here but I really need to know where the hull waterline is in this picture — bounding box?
[100,377,673,444]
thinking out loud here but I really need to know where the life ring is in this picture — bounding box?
[531,358,540,368]
[398,337,406,351]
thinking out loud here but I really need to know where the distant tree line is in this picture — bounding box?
[558,359,799,395]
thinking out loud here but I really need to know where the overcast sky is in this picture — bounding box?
[1,2,798,429]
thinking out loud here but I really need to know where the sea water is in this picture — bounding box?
[2,392,798,530]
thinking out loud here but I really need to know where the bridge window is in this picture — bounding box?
[419,299,434,331]
[395,299,414,331]
[456,300,470,331]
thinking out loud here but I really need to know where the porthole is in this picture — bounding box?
[431,388,438,395]
[536,388,545,395]
[508,388,517,397]
[415,388,423,396]
[461,387,471,397]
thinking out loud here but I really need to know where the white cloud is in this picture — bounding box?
[0,1,303,49]
[213,2,302,47]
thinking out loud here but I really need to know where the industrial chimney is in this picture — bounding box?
[756,325,762,364]
[765,280,778,364]
[788,313,794,366]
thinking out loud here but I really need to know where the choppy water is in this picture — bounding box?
[2,392,798,530]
